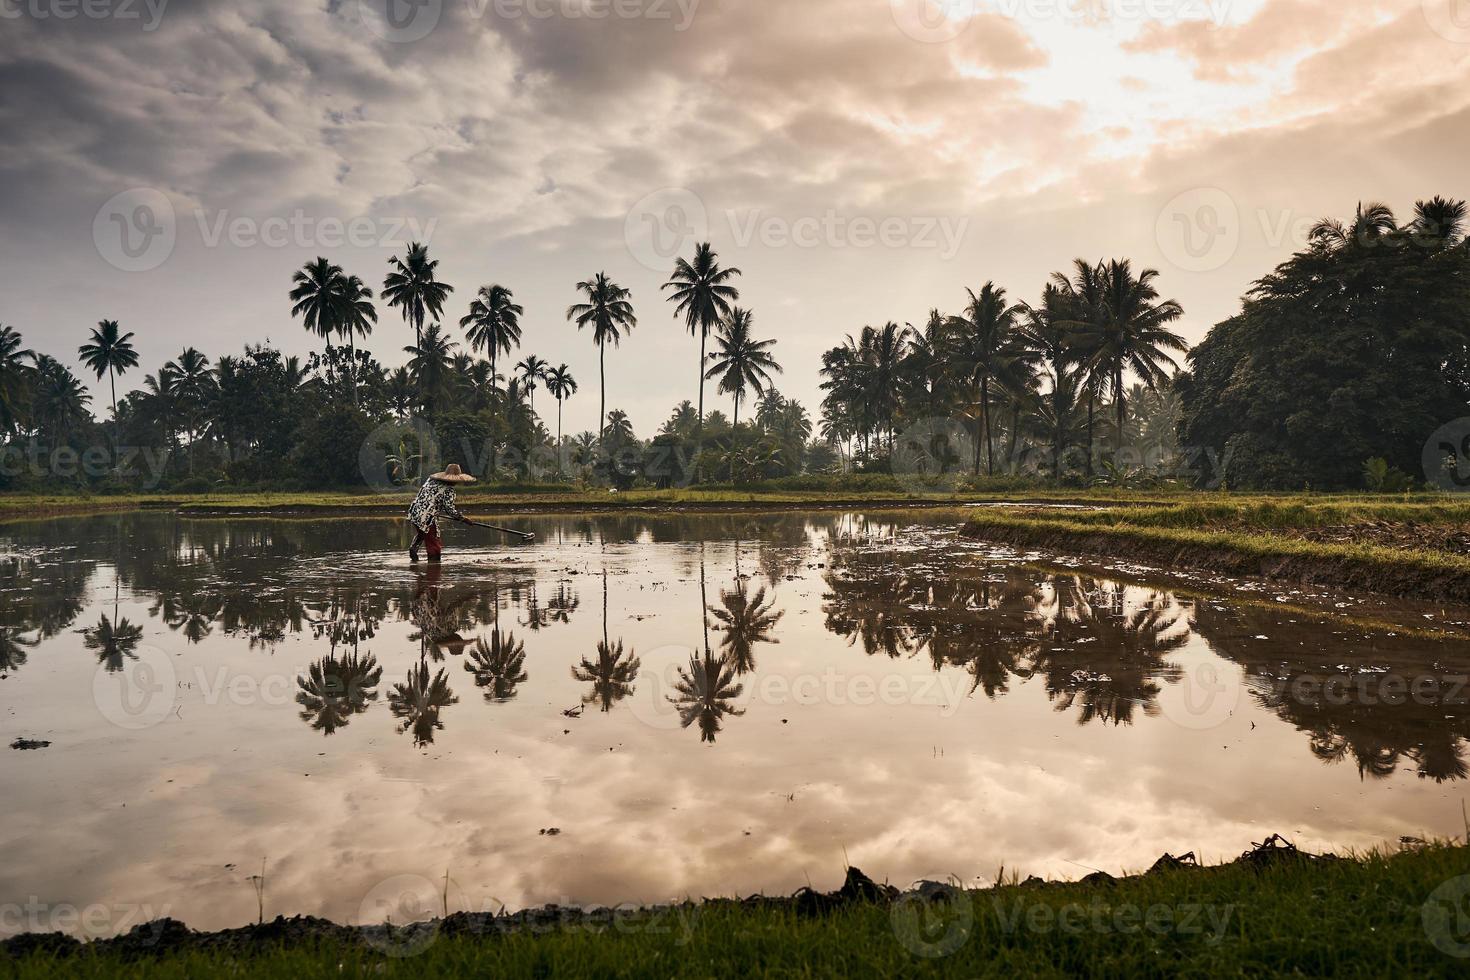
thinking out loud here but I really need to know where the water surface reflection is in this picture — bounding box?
[2,511,1469,936]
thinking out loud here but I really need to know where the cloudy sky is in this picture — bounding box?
[2,0,1468,436]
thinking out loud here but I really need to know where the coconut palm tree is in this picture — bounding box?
[708,578,782,675]
[543,364,577,465]
[949,284,1035,475]
[167,348,212,473]
[337,273,377,406]
[516,355,549,413]
[1075,260,1186,457]
[459,284,523,420]
[663,243,742,481]
[0,325,34,435]
[31,356,91,440]
[77,320,139,447]
[704,308,781,430]
[1411,195,1468,246]
[571,570,640,712]
[403,324,457,418]
[464,631,528,703]
[383,242,454,349]
[566,273,637,438]
[1309,201,1399,251]
[289,258,346,367]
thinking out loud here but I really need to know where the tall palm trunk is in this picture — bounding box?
[695,329,707,483]
[556,397,564,472]
[108,366,118,467]
[981,378,994,476]
[599,340,607,441]
[490,351,498,473]
[1086,390,1096,480]
[348,330,358,407]
[1114,366,1126,458]
[1005,400,1021,474]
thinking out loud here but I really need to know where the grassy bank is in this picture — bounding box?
[0,486,1203,520]
[5,842,1470,977]
[961,496,1470,602]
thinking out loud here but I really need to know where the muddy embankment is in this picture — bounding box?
[961,519,1470,604]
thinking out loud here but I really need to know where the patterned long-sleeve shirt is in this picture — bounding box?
[407,479,465,533]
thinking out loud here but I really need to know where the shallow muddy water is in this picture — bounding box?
[4,510,1470,937]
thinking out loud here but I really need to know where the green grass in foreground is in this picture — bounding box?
[8,844,1470,978]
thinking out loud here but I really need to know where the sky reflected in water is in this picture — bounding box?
[3,511,1470,937]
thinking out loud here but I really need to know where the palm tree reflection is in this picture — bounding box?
[83,614,145,672]
[464,631,529,703]
[708,578,782,675]
[296,652,383,735]
[389,661,458,747]
[571,569,639,712]
[669,649,745,743]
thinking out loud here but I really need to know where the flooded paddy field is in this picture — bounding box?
[3,510,1470,938]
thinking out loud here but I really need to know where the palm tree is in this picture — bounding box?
[1078,260,1186,457]
[0,325,34,435]
[31,356,91,439]
[403,324,457,418]
[572,571,641,712]
[1309,201,1398,251]
[168,348,212,472]
[464,631,528,703]
[516,355,549,413]
[459,283,524,435]
[603,408,635,446]
[543,364,577,465]
[566,273,637,438]
[77,320,139,446]
[289,258,345,367]
[949,284,1035,475]
[337,274,377,405]
[663,243,742,481]
[383,242,454,349]
[1411,196,1468,246]
[708,579,782,674]
[704,308,781,430]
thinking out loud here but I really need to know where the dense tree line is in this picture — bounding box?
[3,197,1465,493]
[1179,197,1470,490]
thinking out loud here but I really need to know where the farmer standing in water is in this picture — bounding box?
[407,463,476,562]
